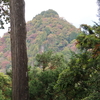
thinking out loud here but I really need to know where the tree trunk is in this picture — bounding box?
[10,0,29,100]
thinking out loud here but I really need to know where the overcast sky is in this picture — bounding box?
[0,0,98,37]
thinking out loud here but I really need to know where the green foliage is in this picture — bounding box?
[0,90,5,100]
[0,72,11,100]
[29,51,67,100]
[77,33,100,51]
[82,93,100,100]
[35,51,66,71]
[53,23,100,100]
[29,66,66,100]
[67,32,79,43]
[54,52,89,99]
[35,51,52,71]
[76,24,100,57]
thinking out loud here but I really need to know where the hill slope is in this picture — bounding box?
[0,9,79,72]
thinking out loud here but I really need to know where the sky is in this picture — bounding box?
[0,0,99,37]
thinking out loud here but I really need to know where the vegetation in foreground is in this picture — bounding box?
[0,23,100,100]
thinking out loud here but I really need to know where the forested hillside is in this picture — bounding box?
[1,23,100,100]
[0,9,79,72]
[1,0,100,99]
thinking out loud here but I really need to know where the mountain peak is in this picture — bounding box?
[41,9,59,17]
[0,10,79,72]
[34,9,59,19]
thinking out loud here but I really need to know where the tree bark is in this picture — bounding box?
[10,0,29,100]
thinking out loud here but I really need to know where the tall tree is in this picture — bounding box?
[10,0,29,100]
